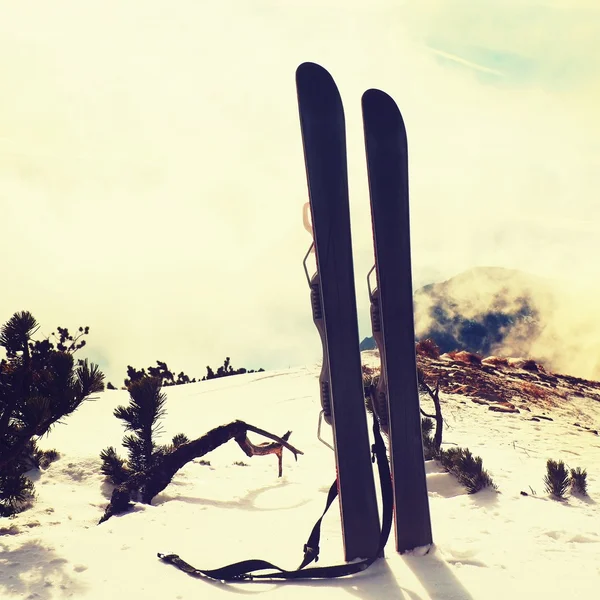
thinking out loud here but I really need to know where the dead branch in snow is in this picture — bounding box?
[98,420,303,524]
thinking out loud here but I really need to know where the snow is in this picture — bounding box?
[2,364,599,598]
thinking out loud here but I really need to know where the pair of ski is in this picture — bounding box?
[158,62,431,582]
[298,62,432,561]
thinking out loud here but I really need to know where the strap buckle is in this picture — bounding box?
[303,544,319,563]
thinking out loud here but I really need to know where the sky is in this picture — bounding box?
[2,364,599,598]
[1,0,599,385]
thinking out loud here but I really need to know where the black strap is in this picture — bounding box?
[158,418,392,581]
[297,478,339,569]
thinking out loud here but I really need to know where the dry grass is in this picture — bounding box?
[508,358,544,372]
[520,381,549,401]
[482,356,509,368]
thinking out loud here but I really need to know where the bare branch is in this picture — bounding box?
[244,424,304,458]
[420,374,444,454]
[98,420,303,524]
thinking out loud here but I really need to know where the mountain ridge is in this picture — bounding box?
[361,265,553,362]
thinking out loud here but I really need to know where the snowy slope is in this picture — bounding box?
[1,362,599,599]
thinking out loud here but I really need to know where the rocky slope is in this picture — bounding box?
[363,346,599,436]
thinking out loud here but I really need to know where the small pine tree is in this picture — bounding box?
[570,467,588,496]
[544,459,570,499]
[0,311,103,515]
[114,377,167,473]
[100,378,190,485]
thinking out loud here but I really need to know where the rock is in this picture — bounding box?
[482,356,509,368]
[471,398,489,406]
[449,384,473,395]
[489,405,520,414]
[451,351,483,365]
[507,357,541,372]
[478,391,505,403]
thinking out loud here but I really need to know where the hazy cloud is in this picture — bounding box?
[0,0,597,384]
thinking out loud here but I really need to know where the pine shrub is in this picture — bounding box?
[455,449,496,494]
[0,471,35,516]
[99,447,131,485]
[421,417,435,459]
[171,433,190,448]
[100,379,192,488]
[439,446,496,493]
[421,417,434,438]
[544,459,570,498]
[100,377,167,480]
[202,357,264,381]
[439,447,463,471]
[39,449,60,470]
[570,467,588,496]
[0,311,103,515]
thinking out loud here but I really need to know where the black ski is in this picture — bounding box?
[362,89,433,552]
[296,62,380,561]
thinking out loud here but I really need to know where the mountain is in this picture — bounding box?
[361,266,554,360]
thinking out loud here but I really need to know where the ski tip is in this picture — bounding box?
[361,88,406,136]
[295,62,343,118]
[362,89,401,115]
[296,61,328,76]
[296,62,336,89]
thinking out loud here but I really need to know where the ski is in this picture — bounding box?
[362,89,433,552]
[296,62,380,561]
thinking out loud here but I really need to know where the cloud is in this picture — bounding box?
[413,266,600,380]
[0,0,598,384]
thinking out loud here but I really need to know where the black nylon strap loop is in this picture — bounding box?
[297,479,338,569]
[158,417,392,582]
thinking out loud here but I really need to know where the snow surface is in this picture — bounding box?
[1,364,599,598]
